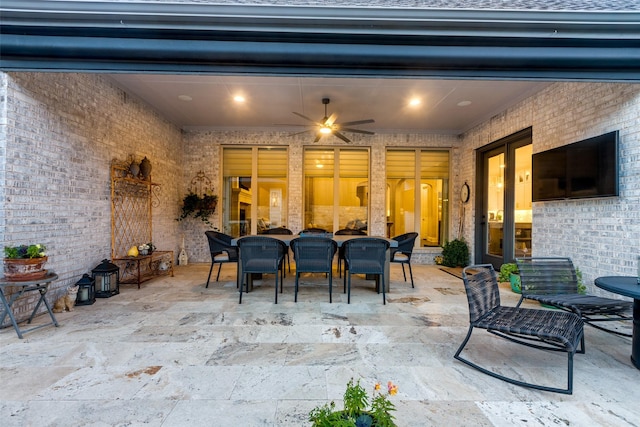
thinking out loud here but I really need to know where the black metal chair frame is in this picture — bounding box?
[455,265,584,395]
[335,228,367,278]
[515,257,633,341]
[237,236,287,304]
[343,238,390,305]
[390,232,418,288]
[290,236,338,303]
[205,231,239,288]
[259,227,293,273]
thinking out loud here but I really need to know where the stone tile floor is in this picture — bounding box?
[1,263,638,426]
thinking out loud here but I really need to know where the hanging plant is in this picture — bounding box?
[177,192,218,227]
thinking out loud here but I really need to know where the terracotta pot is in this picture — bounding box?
[3,256,48,281]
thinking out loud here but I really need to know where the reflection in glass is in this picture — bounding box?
[487,153,505,257]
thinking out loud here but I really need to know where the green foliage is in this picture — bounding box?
[576,268,586,294]
[177,192,218,227]
[3,244,47,259]
[441,238,469,267]
[498,263,519,282]
[309,378,397,427]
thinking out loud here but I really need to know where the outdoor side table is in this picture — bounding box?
[594,276,639,370]
[0,272,59,339]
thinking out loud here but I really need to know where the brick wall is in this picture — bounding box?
[0,72,183,324]
[460,82,640,291]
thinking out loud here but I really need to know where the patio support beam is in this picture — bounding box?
[1,1,639,81]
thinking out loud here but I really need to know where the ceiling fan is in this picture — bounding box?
[287,98,375,143]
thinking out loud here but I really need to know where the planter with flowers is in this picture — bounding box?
[3,244,48,281]
[177,192,218,228]
[138,242,156,256]
[309,378,398,427]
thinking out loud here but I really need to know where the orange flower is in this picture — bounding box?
[387,381,398,395]
[374,382,381,391]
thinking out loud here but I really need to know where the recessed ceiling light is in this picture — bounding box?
[233,95,246,103]
[178,95,192,101]
[409,98,421,107]
[457,100,472,107]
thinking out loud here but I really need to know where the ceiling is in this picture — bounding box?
[106,74,550,135]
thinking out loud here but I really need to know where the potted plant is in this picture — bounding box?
[441,238,469,267]
[3,243,48,280]
[499,263,521,293]
[309,378,398,427]
[177,192,218,227]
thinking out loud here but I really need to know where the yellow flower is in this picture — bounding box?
[387,381,398,395]
[374,382,381,391]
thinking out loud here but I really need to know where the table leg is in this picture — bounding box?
[632,299,639,369]
[0,290,25,339]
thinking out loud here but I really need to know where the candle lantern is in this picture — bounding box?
[92,259,120,298]
[75,273,96,305]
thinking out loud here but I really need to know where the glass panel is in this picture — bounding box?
[257,147,288,231]
[514,144,532,257]
[487,153,505,257]
[338,149,369,231]
[223,147,253,237]
[386,150,415,238]
[420,151,449,246]
[304,149,334,231]
[387,149,449,245]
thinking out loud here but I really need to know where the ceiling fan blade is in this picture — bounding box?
[340,127,375,135]
[289,129,312,136]
[339,119,375,126]
[325,113,338,126]
[313,132,324,143]
[332,131,351,143]
[293,111,322,125]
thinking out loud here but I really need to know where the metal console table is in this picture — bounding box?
[113,250,174,288]
[0,272,59,338]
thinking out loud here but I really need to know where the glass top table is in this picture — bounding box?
[594,276,639,369]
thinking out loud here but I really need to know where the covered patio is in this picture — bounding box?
[1,264,637,426]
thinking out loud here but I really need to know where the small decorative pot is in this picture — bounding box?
[129,161,140,178]
[139,157,152,180]
[3,256,48,281]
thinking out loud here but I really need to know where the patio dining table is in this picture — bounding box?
[232,234,398,293]
[594,276,640,369]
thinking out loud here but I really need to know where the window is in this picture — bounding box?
[304,147,369,232]
[386,149,449,246]
[222,147,288,237]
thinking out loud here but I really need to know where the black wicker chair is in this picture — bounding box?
[237,236,287,304]
[290,236,338,302]
[205,231,239,288]
[335,228,367,278]
[259,227,293,273]
[455,264,584,394]
[343,238,390,304]
[515,257,632,341]
[390,232,418,288]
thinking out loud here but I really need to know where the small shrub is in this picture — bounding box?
[441,238,469,267]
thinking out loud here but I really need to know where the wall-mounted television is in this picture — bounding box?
[532,130,619,202]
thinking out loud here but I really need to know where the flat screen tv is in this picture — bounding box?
[532,130,619,201]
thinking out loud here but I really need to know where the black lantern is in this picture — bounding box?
[75,273,96,305]
[92,259,120,298]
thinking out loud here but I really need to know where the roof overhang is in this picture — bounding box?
[1,1,640,81]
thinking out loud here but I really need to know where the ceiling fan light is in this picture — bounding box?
[320,126,332,134]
